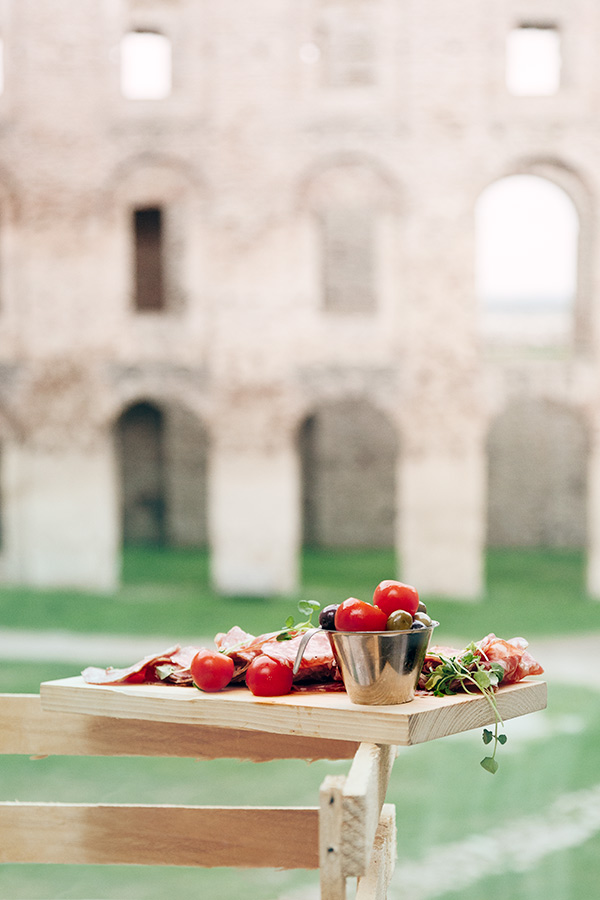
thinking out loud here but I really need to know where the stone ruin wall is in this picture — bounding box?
[1,0,600,595]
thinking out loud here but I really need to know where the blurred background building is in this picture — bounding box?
[0,0,596,598]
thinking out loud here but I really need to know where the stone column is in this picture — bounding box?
[396,190,486,599]
[208,388,301,596]
[586,419,600,597]
[0,439,120,591]
[398,446,485,599]
[0,358,120,592]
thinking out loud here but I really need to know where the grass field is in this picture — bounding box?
[0,546,594,644]
[1,548,599,899]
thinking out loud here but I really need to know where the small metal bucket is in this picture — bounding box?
[328,625,437,705]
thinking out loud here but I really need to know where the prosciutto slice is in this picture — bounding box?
[214,626,339,683]
[476,633,544,683]
[82,627,339,687]
[82,645,199,686]
[419,634,543,690]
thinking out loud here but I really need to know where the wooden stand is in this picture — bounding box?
[0,678,547,898]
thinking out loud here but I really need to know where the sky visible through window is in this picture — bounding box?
[506,26,561,96]
[476,175,578,311]
[120,31,171,99]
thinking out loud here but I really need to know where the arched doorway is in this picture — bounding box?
[116,401,167,546]
[299,398,397,548]
[487,398,588,548]
[115,400,209,548]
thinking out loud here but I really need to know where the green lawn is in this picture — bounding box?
[0,546,595,647]
[1,548,599,900]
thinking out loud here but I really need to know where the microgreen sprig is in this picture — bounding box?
[425,643,507,774]
[276,599,321,642]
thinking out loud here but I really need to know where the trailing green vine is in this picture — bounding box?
[424,643,507,774]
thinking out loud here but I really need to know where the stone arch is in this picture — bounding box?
[114,396,209,548]
[298,396,398,548]
[474,160,592,350]
[486,397,588,548]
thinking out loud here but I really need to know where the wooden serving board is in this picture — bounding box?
[40,676,547,747]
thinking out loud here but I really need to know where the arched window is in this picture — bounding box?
[120,30,172,99]
[475,174,579,346]
[303,162,392,315]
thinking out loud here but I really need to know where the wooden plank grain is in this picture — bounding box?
[407,679,548,745]
[0,694,358,761]
[341,744,396,877]
[355,805,397,900]
[40,677,548,747]
[0,801,320,869]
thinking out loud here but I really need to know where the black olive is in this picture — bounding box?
[411,620,426,630]
[319,604,339,631]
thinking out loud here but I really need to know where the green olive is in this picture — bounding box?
[385,609,413,631]
[413,611,433,627]
[417,600,428,614]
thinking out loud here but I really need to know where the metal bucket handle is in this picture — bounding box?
[292,627,323,676]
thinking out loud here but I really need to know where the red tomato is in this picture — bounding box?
[190,649,234,692]
[334,597,388,632]
[246,655,294,697]
[373,580,419,618]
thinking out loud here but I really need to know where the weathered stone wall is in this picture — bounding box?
[0,0,599,594]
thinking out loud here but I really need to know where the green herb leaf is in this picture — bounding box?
[497,733,508,745]
[480,756,499,775]
[482,728,493,745]
[298,599,320,616]
[473,669,492,690]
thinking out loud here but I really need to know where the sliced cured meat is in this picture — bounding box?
[215,626,339,683]
[82,645,200,686]
[418,635,543,691]
[476,633,544,683]
[261,631,339,683]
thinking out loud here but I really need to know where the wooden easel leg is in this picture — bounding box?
[319,774,348,900]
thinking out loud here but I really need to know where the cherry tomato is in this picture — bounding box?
[334,597,388,632]
[246,654,294,696]
[190,649,234,692]
[373,580,419,618]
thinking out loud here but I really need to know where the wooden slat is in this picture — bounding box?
[341,743,396,877]
[0,801,320,869]
[319,775,348,900]
[0,694,359,761]
[40,677,548,747]
[355,805,397,900]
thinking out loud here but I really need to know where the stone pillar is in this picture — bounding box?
[586,428,600,597]
[398,447,485,599]
[0,358,120,592]
[396,190,486,599]
[208,389,301,596]
[0,438,120,591]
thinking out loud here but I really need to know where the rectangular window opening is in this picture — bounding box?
[506,24,561,96]
[134,207,165,312]
[121,31,172,100]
